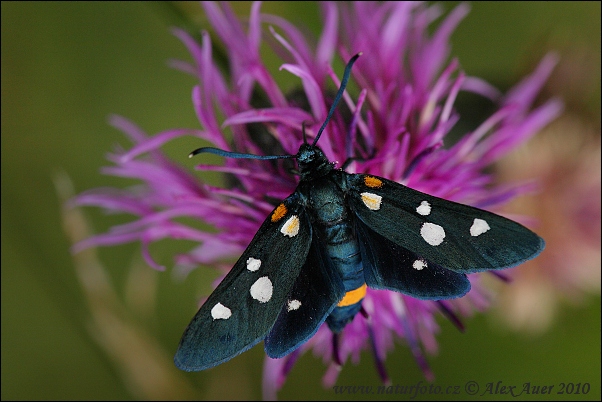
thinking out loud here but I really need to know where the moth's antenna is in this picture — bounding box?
[189,53,362,160]
[189,147,295,160]
[312,52,362,146]
[302,121,308,144]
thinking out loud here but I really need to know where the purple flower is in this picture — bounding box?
[493,117,600,334]
[73,1,562,399]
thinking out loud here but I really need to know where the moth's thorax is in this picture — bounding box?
[297,144,334,181]
[305,174,347,225]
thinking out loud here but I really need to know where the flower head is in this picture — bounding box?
[73,2,561,398]
[494,116,600,334]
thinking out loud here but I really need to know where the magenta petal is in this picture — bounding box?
[322,363,343,388]
[107,114,147,143]
[505,53,560,111]
[192,86,228,148]
[201,2,247,59]
[380,2,413,72]
[461,76,502,101]
[262,357,284,401]
[71,231,142,253]
[188,239,243,265]
[316,2,338,73]
[71,190,151,215]
[479,100,563,162]
[262,14,314,73]
[269,25,309,73]
[171,28,204,71]
[280,63,327,121]
[118,129,204,163]
[167,58,195,76]
[141,232,165,271]
[223,107,313,128]
[248,2,262,55]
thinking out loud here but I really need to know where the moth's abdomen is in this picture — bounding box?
[308,178,366,333]
[321,220,365,333]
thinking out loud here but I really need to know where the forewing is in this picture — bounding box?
[347,174,544,273]
[174,196,312,371]
[264,229,345,358]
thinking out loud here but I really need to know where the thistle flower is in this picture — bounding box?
[493,116,600,334]
[73,1,562,398]
[490,43,601,334]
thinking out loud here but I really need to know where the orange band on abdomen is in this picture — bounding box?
[337,283,367,307]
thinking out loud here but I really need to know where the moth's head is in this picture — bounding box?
[296,143,333,180]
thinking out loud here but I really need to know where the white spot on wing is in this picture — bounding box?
[361,192,382,210]
[246,257,261,272]
[413,259,427,270]
[416,201,431,216]
[421,222,445,246]
[211,303,232,320]
[280,215,300,237]
[470,218,490,236]
[287,299,302,311]
[250,276,273,303]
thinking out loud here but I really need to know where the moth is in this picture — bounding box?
[174,53,544,371]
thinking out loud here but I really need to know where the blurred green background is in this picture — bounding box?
[2,2,600,400]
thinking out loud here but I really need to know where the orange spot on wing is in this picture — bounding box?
[271,203,287,222]
[364,175,383,188]
[337,283,367,307]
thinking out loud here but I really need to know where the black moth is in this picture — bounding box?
[175,53,544,371]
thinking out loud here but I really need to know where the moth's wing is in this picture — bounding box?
[355,217,471,299]
[347,174,544,273]
[264,229,345,358]
[174,196,312,371]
